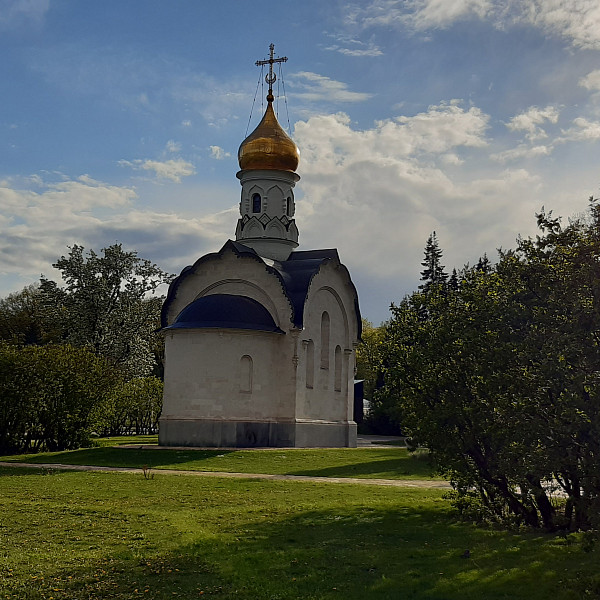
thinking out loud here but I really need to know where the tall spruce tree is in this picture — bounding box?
[419,231,448,292]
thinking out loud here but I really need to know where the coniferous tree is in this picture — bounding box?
[476,253,491,273]
[447,268,459,292]
[419,231,448,292]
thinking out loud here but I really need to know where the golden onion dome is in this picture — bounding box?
[238,101,299,172]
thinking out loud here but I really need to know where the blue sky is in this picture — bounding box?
[1,0,600,324]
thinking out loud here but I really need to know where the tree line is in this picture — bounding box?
[0,244,170,453]
[357,199,600,531]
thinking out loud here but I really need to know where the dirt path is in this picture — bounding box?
[0,461,451,489]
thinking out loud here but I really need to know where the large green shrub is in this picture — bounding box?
[92,376,163,436]
[0,343,115,453]
[379,201,600,530]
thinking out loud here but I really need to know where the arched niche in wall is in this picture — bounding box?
[266,184,284,206]
[334,345,342,392]
[265,219,286,238]
[320,311,330,370]
[240,355,253,393]
[306,340,314,389]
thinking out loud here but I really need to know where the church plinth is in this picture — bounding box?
[159,418,357,448]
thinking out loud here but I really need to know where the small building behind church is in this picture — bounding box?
[159,46,361,448]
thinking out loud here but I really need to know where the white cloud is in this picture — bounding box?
[345,0,492,30]
[403,0,492,30]
[209,146,231,160]
[559,117,600,141]
[0,174,231,290]
[291,104,543,290]
[506,105,560,141]
[512,0,600,51]
[120,158,195,183]
[289,72,372,103]
[491,143,552,162]
[580,70,600,92]
[348,0,600,50]
[328,44,383,57]
[166,140,181,153]
[324,34,383,56]
[294,102,488,177]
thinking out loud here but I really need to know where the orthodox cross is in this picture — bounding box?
[256,43,287,101]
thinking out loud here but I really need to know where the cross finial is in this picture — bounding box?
[255,43,287,102]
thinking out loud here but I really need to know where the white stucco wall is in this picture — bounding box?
[163,328,295,421]
[296,261,359,423]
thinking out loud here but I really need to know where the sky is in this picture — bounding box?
[1,0,600,325]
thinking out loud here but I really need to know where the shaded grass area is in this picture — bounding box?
[0,467,598,599]
[0,438,437,480]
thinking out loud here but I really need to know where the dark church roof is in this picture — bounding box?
[161,240,361,337]
[164,293,283,333]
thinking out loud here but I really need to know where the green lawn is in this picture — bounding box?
[0,466,598,600]
[0,436,437,480]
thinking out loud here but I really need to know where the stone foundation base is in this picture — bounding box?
[158,418,357,448]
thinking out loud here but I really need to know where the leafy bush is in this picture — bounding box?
[93,376,163,436]
[0,343,115,453]
[379,200,600,531]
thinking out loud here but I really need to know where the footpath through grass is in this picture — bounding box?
[0,435,437,481]
[0,467,598,600]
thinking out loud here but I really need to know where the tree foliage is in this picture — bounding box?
[0,343,116,453]
[39,243,172,378]
[355,318,385,400]
[380,201,600,530]
[92,376,163,436]
[0,285,61,345]
[0,244,171,453]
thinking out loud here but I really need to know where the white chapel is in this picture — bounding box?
[159,45,361,448]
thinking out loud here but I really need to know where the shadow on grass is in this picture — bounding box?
[0,465,63,477]
[4,500,598,600]
[0,447,234,468]
[0,447,438,480]
[286,456,437,479]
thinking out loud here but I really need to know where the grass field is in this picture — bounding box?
[1,439,598,599]
[0,437,437,481]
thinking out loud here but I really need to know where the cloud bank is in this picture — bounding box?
[345,0,600,50]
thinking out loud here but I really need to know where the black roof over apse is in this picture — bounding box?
[161,240,362,337]
[164,293,284,333]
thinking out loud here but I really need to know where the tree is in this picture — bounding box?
[419,231,448,292]
[0,285,62,345]
[355,319,385,400]
[447,268,460,292]
[355,319,404,435]
[40,244,172,378]
[475,253,491,273]
[379,200,600,531]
